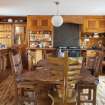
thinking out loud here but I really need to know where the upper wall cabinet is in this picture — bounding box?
[0,16,27,47]
[83,16,105,32]
[27,16,53,31]
[27,16,53,48]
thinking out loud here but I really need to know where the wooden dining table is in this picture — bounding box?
[20,60,65,105]
[20,59,97,105]
[21,59,97,84]
[21,67,64,85]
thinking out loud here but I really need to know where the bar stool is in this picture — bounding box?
[77,81,97,105]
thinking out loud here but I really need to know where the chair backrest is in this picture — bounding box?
[68,57,83,84]
[85,56,96,70]
[9,51,23,75]
[85,51,103,76]
[67,57,83,99]
[94,52,103,76]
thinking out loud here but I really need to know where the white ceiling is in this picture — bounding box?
[0,0,105,16]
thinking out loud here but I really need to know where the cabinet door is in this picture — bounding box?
[83,16,105,32]
[14,23,26,45]
[83,17,98,32]
[98,19,105,32]
[27,16,38,31]
[39,16,52,30]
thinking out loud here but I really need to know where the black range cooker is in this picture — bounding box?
[57,47,81,57]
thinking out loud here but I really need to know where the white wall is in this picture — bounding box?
[0,0,105,16]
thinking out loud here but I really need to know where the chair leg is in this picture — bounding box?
[34,91,37,105]
[77,87,80,105]
[93,87,96,105]
[18,88,24,105]
[88,89,91,100]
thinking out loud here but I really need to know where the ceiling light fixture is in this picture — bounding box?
[51,1,63,27]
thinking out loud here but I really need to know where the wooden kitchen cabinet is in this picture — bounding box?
[0,23,13,47]
[14,23,26,45]
[0,16,27,48]
[27,16,38,31]
[27,16,53,67]
[27,16,53,31]
[27,16,53,48]
[39,16,52,30]
[83,16,105,32]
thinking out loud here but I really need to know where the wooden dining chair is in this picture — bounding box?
[47,51,69,105]
[84,51,103,76]
[76,51,99,105]
[67,57,83,104]
[94,51,104,76]
[47,52,83,105]
[9,50,39,105]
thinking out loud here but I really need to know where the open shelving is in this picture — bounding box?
[29,31,53,48]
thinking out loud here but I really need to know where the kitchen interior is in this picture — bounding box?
[0,0,105,105]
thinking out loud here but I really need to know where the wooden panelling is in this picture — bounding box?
[63,16,83,24]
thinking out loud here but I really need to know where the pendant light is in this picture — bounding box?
[51,1,63,27]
